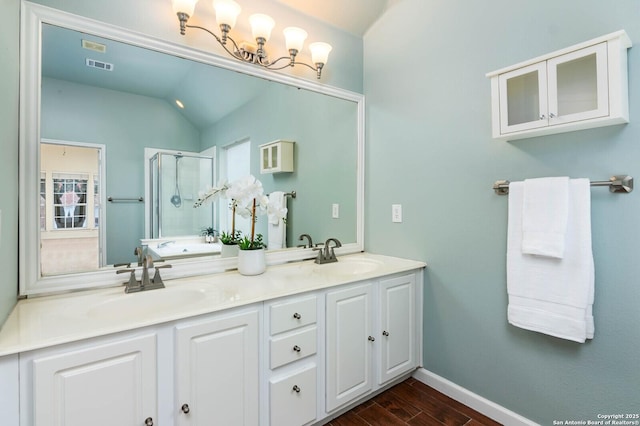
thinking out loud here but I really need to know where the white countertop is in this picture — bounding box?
[0,253,425,356]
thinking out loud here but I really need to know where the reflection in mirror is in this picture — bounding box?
[21,3,364,295]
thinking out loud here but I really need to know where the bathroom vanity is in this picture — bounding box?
[0,253,425,426]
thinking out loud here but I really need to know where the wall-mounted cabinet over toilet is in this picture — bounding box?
[487,30,631,141]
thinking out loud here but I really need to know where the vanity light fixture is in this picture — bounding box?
[171,0,332,79]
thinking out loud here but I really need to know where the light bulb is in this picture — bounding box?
[309,42,332,65]
[249,14,275,41]
[283,27,308,53]
[213,0,241,29]
[172,0,199,17]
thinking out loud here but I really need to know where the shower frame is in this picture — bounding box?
[148,150,215,239]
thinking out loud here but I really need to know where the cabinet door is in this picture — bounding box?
[498,62,548,135]
[378,274,416,385]
[31,334,157,426]
[326,283,374,412]
[175,309,259,426]
[547,42,608,125]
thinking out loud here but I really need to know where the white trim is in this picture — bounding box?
[412,368,539,426]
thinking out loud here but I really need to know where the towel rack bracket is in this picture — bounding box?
[493,180,510,195]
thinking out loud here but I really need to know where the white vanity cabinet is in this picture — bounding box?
[263,294,320,426]
[174,307,260,426]
[19,332,158,426]
[325,273,419,413]
[487,30,631,141]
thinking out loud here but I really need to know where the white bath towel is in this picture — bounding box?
[267,191,288,249]
[507,179,594,343]
[522,177,569,258]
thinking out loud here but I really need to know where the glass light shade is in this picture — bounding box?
[213,0,241,28]
[249,14,275,41]
[283,27,307,52]
[172,0,199,16]
[309,42,332,64]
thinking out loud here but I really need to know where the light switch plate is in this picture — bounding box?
[332,203,339,219]
[392,204,402,223]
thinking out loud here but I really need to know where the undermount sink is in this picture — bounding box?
[87,287,206,320]
[313,257,384,276]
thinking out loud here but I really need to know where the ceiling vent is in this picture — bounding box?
[85,58,114,71]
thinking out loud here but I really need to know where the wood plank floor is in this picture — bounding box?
[323,378,503,426]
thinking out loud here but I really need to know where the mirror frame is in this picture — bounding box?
[19,1,365,296]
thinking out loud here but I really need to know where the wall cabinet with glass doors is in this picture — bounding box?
[487,30,631,141]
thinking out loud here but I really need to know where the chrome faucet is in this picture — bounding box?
[116,255,171,293]
[314,238,342,264]
[157,240,176,248]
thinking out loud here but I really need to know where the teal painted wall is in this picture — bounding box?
[364,0,640,423]
[0,0,19,323]
[41,78,200,265]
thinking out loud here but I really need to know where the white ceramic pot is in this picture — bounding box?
[237,248,266,276]
[220,244,239,258]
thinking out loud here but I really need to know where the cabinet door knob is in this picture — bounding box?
[368,336,375,342]
[549,112,556,118]
[145,418,154,426]
[181,403,190,414]
[293,312,301,320]
[382,330,389,337]
[293,345,301,352]
[539,114,546,120]
[292,385,301,393]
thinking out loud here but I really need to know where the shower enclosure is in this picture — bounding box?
[149,151,215,238]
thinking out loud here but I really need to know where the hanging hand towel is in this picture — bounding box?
[507,179,594,343]
[522,177,569,258]
[267,191,288,250]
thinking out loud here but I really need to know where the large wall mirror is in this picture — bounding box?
[20,2,364,296]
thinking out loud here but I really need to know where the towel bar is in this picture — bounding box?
[492,175,633,195]
[108,196,144,202]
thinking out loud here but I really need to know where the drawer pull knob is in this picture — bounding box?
[368,336,375,342]
[293,345,301,352]
[292,385,301,393]
[145,418,154,426]
[293,312,301,320]
[181,403,190,414]
[382,330,389,337]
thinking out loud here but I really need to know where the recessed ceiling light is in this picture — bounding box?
[175,99,185,109]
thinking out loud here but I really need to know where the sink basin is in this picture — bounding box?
[313,257,384,276]
[87,287,206,320]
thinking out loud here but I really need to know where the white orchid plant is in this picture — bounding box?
[194,175,287,250]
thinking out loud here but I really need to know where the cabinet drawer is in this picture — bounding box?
[270,327,317,369]
[270,296,317,335]
[270,365,317,426]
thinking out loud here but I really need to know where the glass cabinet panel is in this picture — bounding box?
[547,42,608,124]
[506,70,541,126]
[498,62,547,134]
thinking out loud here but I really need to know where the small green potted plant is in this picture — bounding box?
[201,227,218,243]
[219,229,242,258]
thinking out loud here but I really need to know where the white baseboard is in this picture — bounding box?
[412,368,538,426]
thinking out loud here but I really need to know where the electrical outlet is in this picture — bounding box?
[332,203,340,218]
[392,204,402,223]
